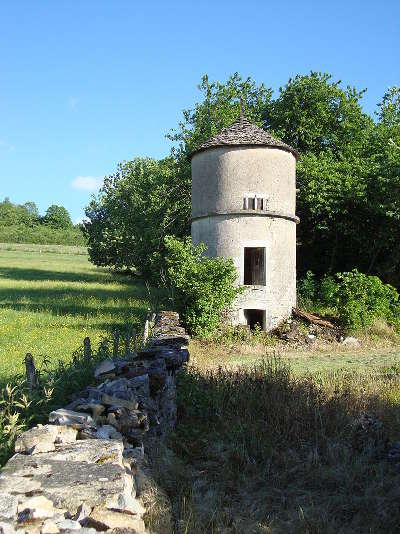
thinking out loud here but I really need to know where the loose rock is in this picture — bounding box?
[94,359,116,379]
[342,336,360,347]
[49,409,94,429]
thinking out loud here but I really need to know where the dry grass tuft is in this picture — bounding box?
[136,456,174,533]
[358,318,400,346]
[153,359,400,533]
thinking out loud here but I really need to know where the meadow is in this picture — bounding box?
[0,244,150,385]
[2,244,400,532]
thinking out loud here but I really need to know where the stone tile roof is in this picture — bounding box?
[190,115,299,159]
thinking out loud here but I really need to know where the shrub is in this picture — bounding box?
[297,269,400,332]
[336,269,400,330]
[164,236,242,337]
[297,270,318,307]
[319,274,337,305]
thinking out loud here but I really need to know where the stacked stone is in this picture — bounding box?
[0,312,189,534]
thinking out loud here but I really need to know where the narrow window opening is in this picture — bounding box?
[243,196,265,210]
[244,309,265,330]
[244,247,266,285]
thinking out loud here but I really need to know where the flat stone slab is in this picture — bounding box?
[0,441,134,522]
[94,359,116,379]
[14,425,77,455]
[148,333,189,347]
[84,507,146,531]
[49,409,94,429]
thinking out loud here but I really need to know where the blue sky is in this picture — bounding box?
[0,1,399,222]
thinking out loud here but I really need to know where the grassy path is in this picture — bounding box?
[0,246,150,383]
[190,340,400,375]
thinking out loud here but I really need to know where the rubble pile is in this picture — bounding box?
[0,311,189,534]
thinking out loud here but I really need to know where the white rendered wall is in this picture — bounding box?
[191,215,296,330]
[191,146,296,218]
[191,145,297,331]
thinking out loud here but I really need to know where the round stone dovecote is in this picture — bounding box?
[190,115,298,331]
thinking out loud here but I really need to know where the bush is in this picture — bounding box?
[319,274,337,305]
[297,270,318,307]
[164,236,242,337]
[336,269,400,330]
[298,269,400,332]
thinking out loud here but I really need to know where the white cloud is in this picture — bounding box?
[0,140,15,151]
[68,96,79,110]
[71,176,103,192]
[74,216,88,225]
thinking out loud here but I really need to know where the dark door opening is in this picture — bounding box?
[244,247,266,285]
[244,309,265,330]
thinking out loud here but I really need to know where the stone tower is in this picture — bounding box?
[190,115,299,331]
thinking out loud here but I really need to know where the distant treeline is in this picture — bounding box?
[0,198,85,246]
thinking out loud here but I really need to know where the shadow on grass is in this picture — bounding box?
[153,360,400,533]
[0,274,169,320]
[0,265,124,284]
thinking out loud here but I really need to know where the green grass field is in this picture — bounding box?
[0,244,150,384]
[2,242,398,385]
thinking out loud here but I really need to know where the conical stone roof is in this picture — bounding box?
[190,115,298,159]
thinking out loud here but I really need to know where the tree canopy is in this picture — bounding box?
[84,157,188,279]
[42,205,73,229]
[84,73,400,287]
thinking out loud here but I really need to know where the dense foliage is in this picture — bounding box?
[84,158,188,279]
[270,78,400,284]
[164,236,242,337]
[42,204,73,229]
[298,269,400,331]
[0,198,84,245]
[84,73,400,288]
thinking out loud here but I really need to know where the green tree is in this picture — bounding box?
[42,205,73,229]
[23,202,39,219]
[360,86,400,284]
[84,74,272,279]
[84,157,188,279]
[261,72,398,281]
[84,73,400,288]
[263,72,372,155]
[168,72,272,157]
[0,198,39,227]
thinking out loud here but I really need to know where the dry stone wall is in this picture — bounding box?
[0,312,189,534]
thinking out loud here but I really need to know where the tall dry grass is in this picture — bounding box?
[152,359,400,533]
